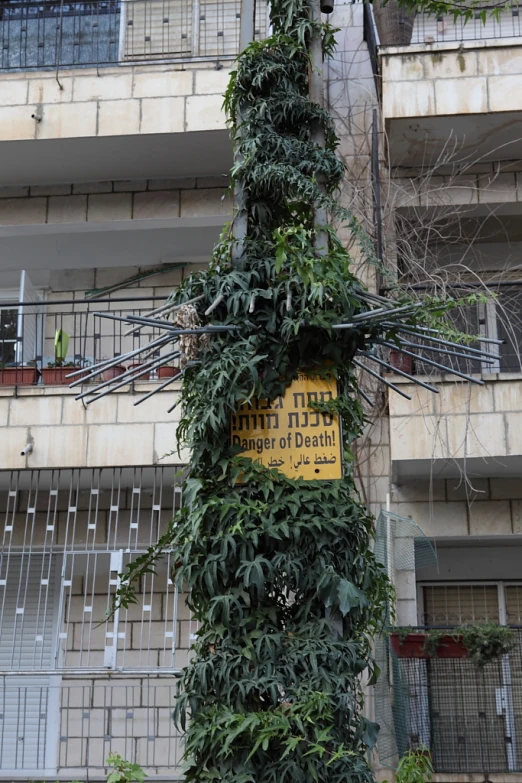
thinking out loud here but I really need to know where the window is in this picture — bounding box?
[0,308,17,364]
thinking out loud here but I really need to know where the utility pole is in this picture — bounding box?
[231,0,256,266]
[309,0,328,256]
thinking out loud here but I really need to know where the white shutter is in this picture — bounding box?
[0,678,51,771]
[422,584,500,625]
[506,586,522,625]
[0,555,56,772]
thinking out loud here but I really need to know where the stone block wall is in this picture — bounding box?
[392,477,522,539]
[0,63,232,142]
[381,39,522,119]
[0,384,188,469]
[389,377,522,465]
[58,676,184,773]
[0,176,230,226]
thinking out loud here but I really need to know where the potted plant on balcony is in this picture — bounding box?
[395,747,433,783]
[128,362,150,380]
[157,363,180,379]
[41,329,88,385]
[389,628,466,659]
[101,360,127,381]
[390,622,515,666]
[388,348,414,374]
[0,361,40,386]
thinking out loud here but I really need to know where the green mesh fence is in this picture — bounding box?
[373,511,437,768]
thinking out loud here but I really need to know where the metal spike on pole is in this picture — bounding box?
[374,343,485,386]
[353,357,412,400]
[75,350,181,401]
[377,338,497,364]
[356,351,440,393]
[387,325,501,359]
[67,335,171,385]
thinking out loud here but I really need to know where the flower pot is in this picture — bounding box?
[102,365,126,381]
[157,366,180,379]
[390,632,468,659]
[389,349,413,374]
[42,366,83,385]
[0,366,39,386]
[129,363,150,381]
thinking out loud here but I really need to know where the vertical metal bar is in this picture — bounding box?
[192,0,200,55]
[118,0,128,60]
[309,0,327,256]
[371,108,384,268]
[231,0,255,266]
[498,583,517,771]
[482,299,501,373]
[105,551,123,669]
[0,677,5,767]
[55,0,65,88]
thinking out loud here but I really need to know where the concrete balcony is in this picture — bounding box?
[0,0,269,185]
[389,376,522,481]
[0,62,233,185]
[0,382,186,470]
[374,10,522,166]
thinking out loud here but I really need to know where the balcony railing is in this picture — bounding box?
[409,6,522,46]
[368,2,522,48]
[0,678,183,774]
[383,282,522,377]
[385,627,522,774]
[0,0,268,70]
[0,296,182,387]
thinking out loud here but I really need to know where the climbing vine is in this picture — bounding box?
[113,1,490,781]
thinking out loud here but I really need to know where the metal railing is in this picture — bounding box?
[0,297,181,385]
[0,467,193,673]
[391,627,522,774]
[409,5,522,45]
[368,2,522,48]
[384,282,522,376]
[0,0,268,71]
[0,679,183,773]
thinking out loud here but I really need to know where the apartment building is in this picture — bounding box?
[1,0,521,777]
[363,4,522,777]
[0,0,378,779]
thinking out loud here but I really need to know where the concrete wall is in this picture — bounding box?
[392,163,522,210]
[0,385,187,469]
[389,377,522,464]
[0,63,231,142]
[0,177,230,227]
[393,476,522,539]
[381,39,522,119]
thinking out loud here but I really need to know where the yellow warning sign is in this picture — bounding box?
[231,372,342,481]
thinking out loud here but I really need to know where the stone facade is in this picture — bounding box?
[382,40,522,119]
[0,64,232,142]
[0,178,230,226]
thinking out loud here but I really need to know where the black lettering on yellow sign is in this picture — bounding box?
[231,373,342,481]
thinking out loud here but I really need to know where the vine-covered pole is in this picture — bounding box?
[108,0,502,780]
[231,0,255,266]
[309,0,328,256]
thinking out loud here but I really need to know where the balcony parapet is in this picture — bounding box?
[388,375,522,480]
